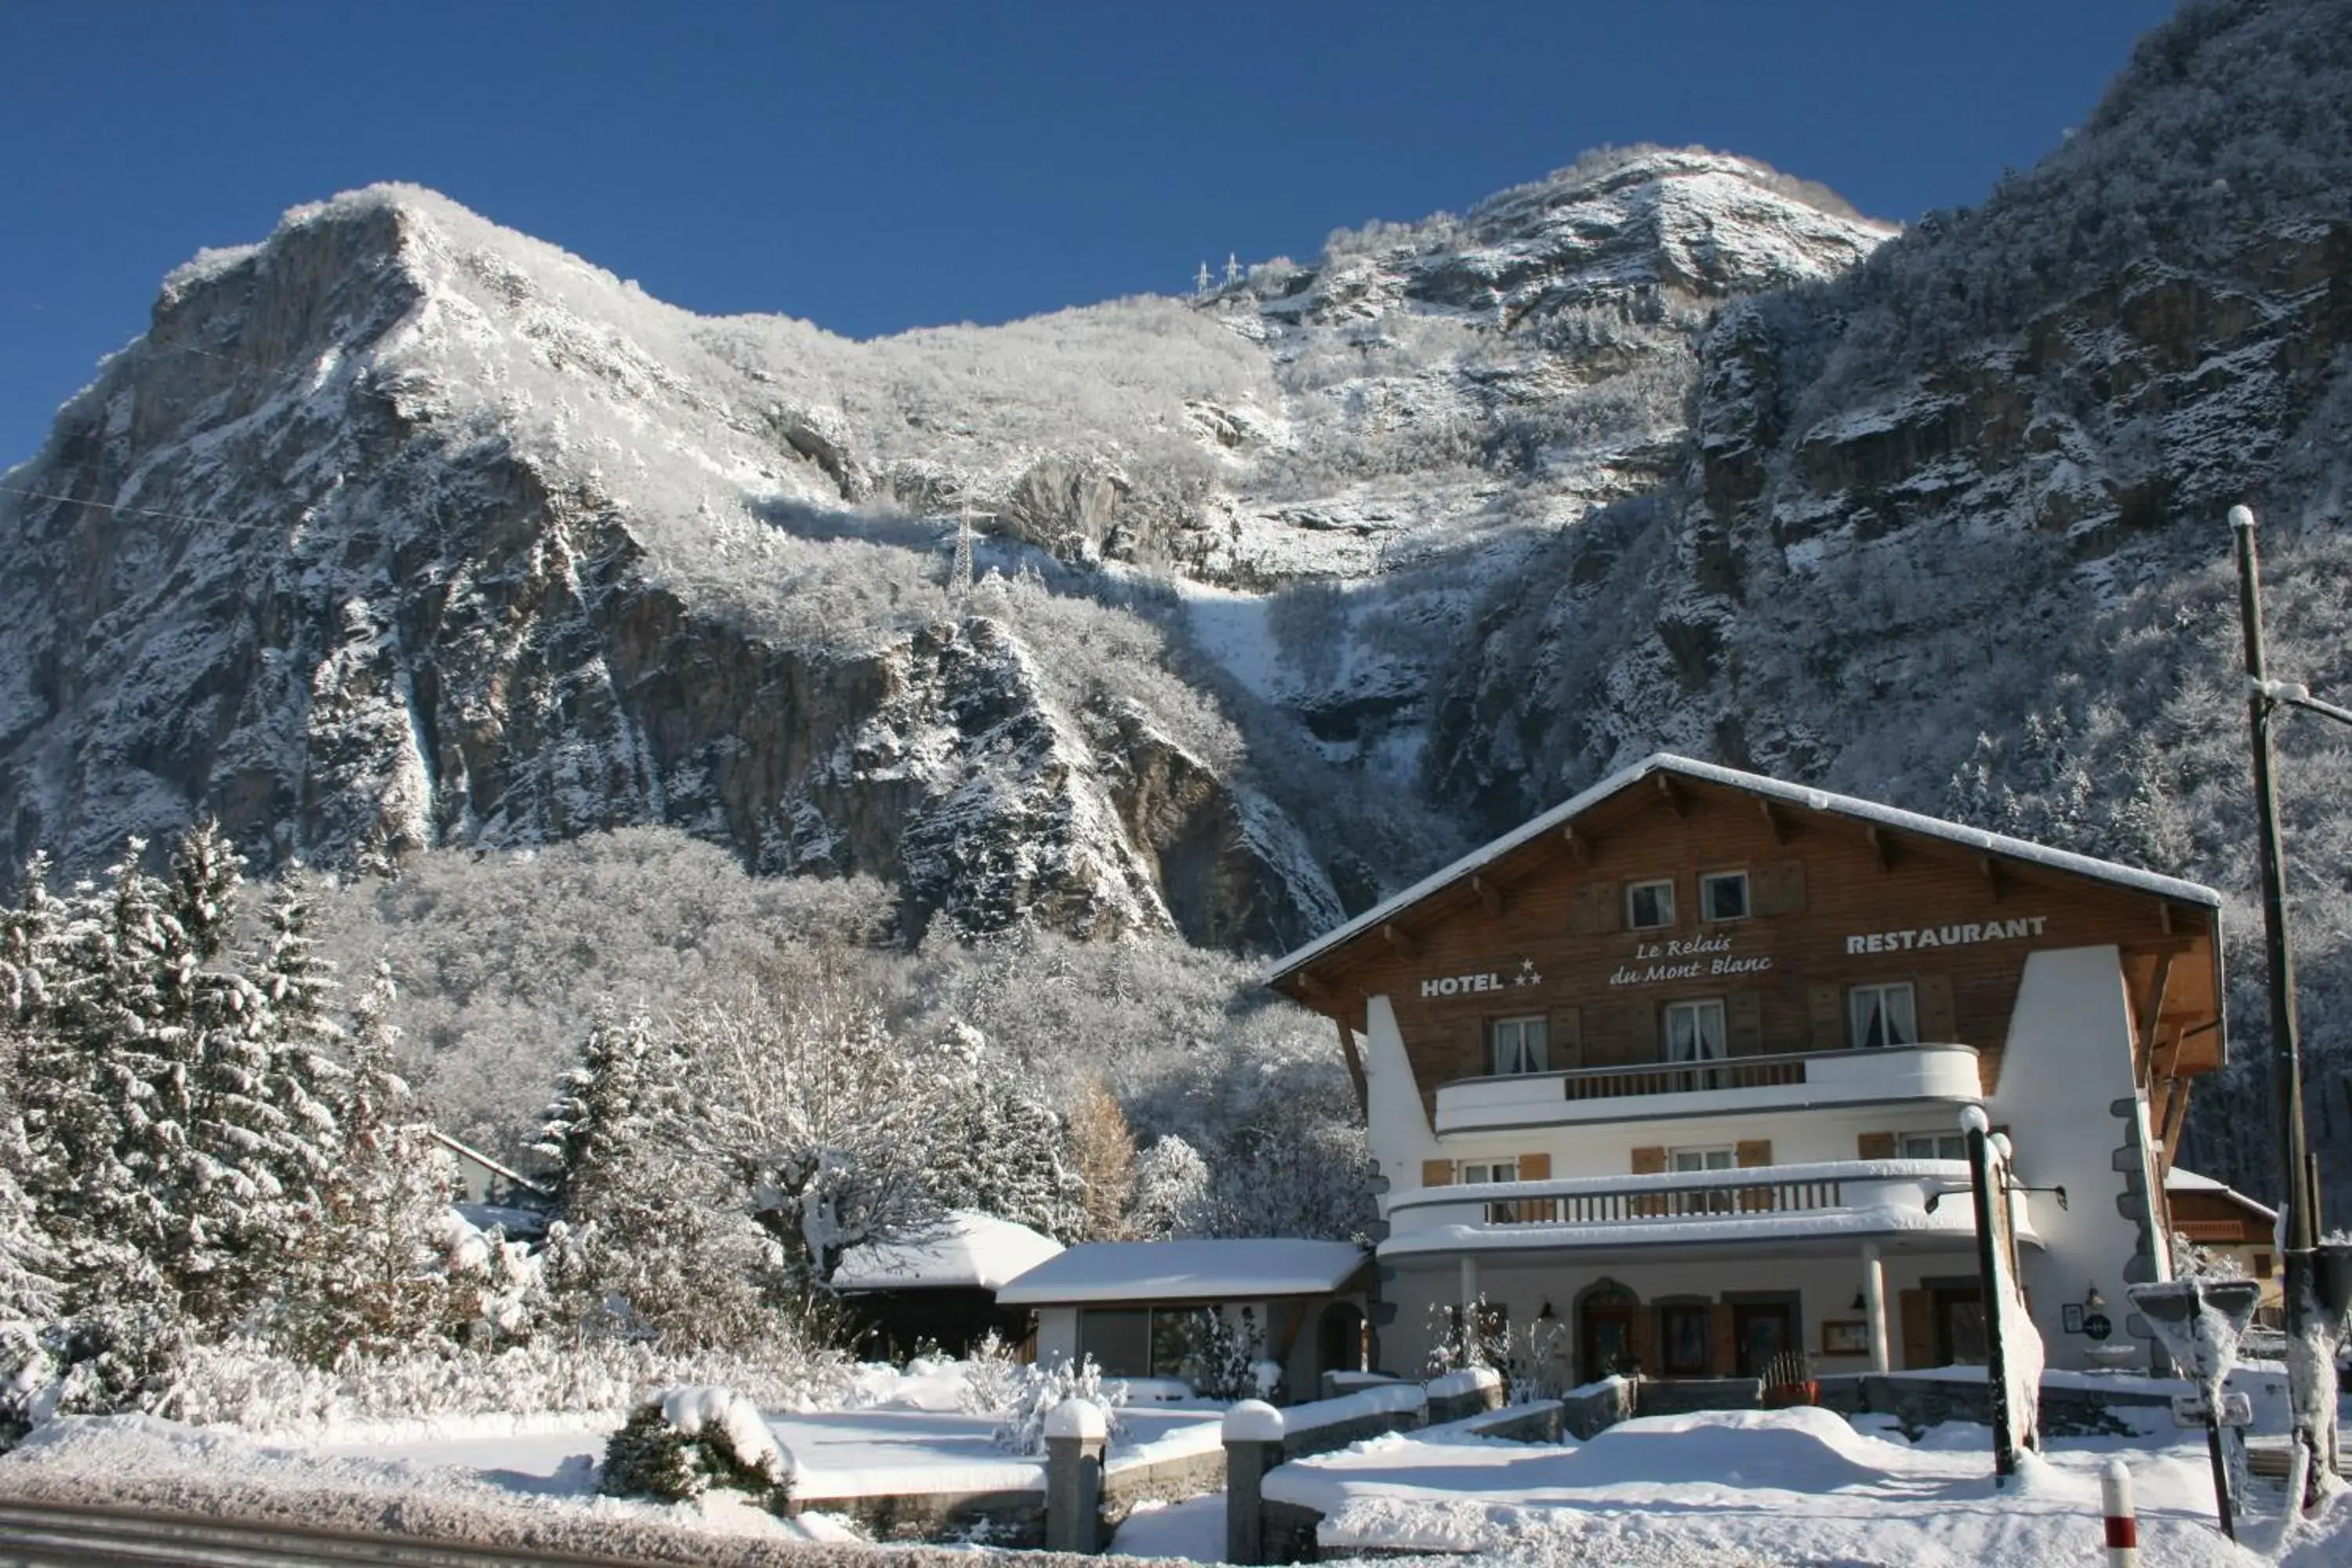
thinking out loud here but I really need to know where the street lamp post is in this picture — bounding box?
[2228,504,2329,1507]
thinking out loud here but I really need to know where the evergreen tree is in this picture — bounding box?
[534,1006,667,1205]
[283,964,454,1363]
[165,820,242,963]
[1128,1134,1214,1239]
[251,874,346,1207]
[920,1028,1085,1241]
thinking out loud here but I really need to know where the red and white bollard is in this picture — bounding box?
[2101,1457,2139,1566]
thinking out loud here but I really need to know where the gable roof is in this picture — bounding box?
[833,1210,1065,1293]
[1267,752,2223,985]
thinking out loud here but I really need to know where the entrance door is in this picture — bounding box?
[1733,1302,1795,1379]
[1581,1297,1635,1382]
[1934,1286,1987,1365]
[1317,1302,1364,1377]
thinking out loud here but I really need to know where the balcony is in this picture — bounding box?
[1381,1159,2038,1258]
[1432,1043,1983,1134]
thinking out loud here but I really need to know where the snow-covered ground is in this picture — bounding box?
[1259,1407,2352,1566]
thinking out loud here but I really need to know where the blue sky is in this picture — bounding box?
[1,0,2176,469]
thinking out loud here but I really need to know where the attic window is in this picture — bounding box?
[1700,870,1750,922]
[1627,879,1676,930]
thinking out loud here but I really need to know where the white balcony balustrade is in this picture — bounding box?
[1432,1044,1984,1134]
[1380,1159,2035,1258]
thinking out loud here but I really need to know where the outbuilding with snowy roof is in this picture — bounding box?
[833,1210,1065,1359]
[997,1239,1373,1403]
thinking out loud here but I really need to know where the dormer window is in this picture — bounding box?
[1627,879,1676,930]
[1699,870,1750,922]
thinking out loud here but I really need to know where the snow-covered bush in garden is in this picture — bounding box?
[992,1355,1126,1455]
[1178,1307,1263,1402]
[956,1328,1025,1416]
[1424,1294,1507,1378]
[1508,1313,1575,1400]
[601,1385,791,1504]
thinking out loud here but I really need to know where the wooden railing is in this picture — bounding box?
[1483,1177,1847,1227]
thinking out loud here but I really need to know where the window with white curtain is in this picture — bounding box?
[1849,982,1918,1050]
[1664,998,1727,1062]
[1490,1015,1550,1076]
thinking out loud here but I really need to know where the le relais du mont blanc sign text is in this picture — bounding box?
[1609,932,1772,987]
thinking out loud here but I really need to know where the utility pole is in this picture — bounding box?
[2229,503,2327,1508]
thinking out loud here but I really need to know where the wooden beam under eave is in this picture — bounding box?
[1866,825,1895,872]
[2134,951,2176,1088]
[1381,923,1419,960]
[1980,855,2005,902]
[1563,824,1592,866]
[2159,1077,2192,1175]
[1471,875,1505,917]
[1758,799,1789,844]
[1656,774,1688,818]
[1294,969,1330,1001]
[1334,1016,1368,1118]
[2159,901,2176,936]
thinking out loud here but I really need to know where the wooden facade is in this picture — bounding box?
[1273,761,2224,1178]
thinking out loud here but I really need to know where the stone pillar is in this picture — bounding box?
[1461,1254,1479,1306]
[1223,1399,1287,1566]
[1044,1397,1109,1555]
[1863,1242,1890,1374]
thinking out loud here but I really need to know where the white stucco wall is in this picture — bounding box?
[1986,944,2167,1370]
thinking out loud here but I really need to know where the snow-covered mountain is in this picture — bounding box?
[0,147,1886,952]
[5,0,2350,1210]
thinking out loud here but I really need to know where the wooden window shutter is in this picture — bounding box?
[1628,1309,1654,1374]
[1751,858,1807,915]
[1808,984,1843,1049]
[1726,991,1764,1056]
[1857,1131,1898,1160]
[1627,1000,1661,1064]
[1421,1160,1454,1188]
[1630,1146,1667,1175]
[1570,880,1622,936]
[1456,1016,1487,1079]
[1735,1140,1773,1168]
[1548,1005,1583,1069]
[1519,1152,1552,1181]
[1917,975,1958,1042]
[1898,1290,1936,1370]
[1711,1303,1738,1377]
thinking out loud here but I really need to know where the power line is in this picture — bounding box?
[0,484,252,531]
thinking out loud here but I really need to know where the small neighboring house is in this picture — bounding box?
[427,1129,554,1238]
[833,1210,1065,1360]
[1266,752,2229,1384]
[995,1239,1373,1401]
[2166,1167,2281,1312]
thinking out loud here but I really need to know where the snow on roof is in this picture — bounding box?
[2165,1167,2278,1221]
[993,1239,1370,1306]
[1267,752,2223,983]
[426,1128,551,1196]
[833,1210,1065,1294]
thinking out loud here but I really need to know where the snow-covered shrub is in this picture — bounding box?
[956,1328,1024,1416]
[601,1385,791,1504]
[1507,1314,1575,1401]
[992,1355,1127,1455]
[1424,1295,1508,1379]
[1177,1307,1264,1403]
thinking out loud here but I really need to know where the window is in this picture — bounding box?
[1664,999,1728,1062]
[2253,1251,2274,1279]
[1627,879,1677,930]
[1460,1159,1519,1185]
[1077,1308,1152,1377]
[1490,1015,1550,1076]
[1900,1132,1969,1161]
[1698,870,1750,922]
[1670,1146,1735,1214]
[1849,982,1918,1050]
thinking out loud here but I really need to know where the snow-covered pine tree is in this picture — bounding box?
[165,820,242,963]
[534,1006,667,1205]
[0,1107,63,1443]
[283,963,455,1363]
[250,873,347,1209]
[0,854,64,1025]
[1127,1134,1214,1239]
[919,1026,1086,1241]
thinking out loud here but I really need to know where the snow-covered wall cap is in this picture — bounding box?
[1265,752,2224,985]
[1223,1399,1287,1443]
[1425,1366,1504,1398]
[995,1238,1370,1306]
[1044,1396,1110,1442]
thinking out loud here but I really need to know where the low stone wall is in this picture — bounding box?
[1632,1377,1763,1417]
[1813,1373,2183,1439]
[1560,1377,1637,1440]
[1423,1367,1507,1425]
[1277,1387,1431,1464]
[1101,1444,1226,1525]
[1443,1399,1566,1444]
[786,1486,1044,1548]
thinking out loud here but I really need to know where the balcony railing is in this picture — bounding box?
[1432,1044,1983,1134]
[1380,1159,2038,1257]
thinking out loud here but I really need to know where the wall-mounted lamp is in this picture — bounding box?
[2084,1284,2107,1312]
[1850,1291,1867,1312]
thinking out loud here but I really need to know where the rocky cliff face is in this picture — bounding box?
[0,150,1885,951]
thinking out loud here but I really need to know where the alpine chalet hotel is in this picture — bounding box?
[1268,754,2224,1384]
